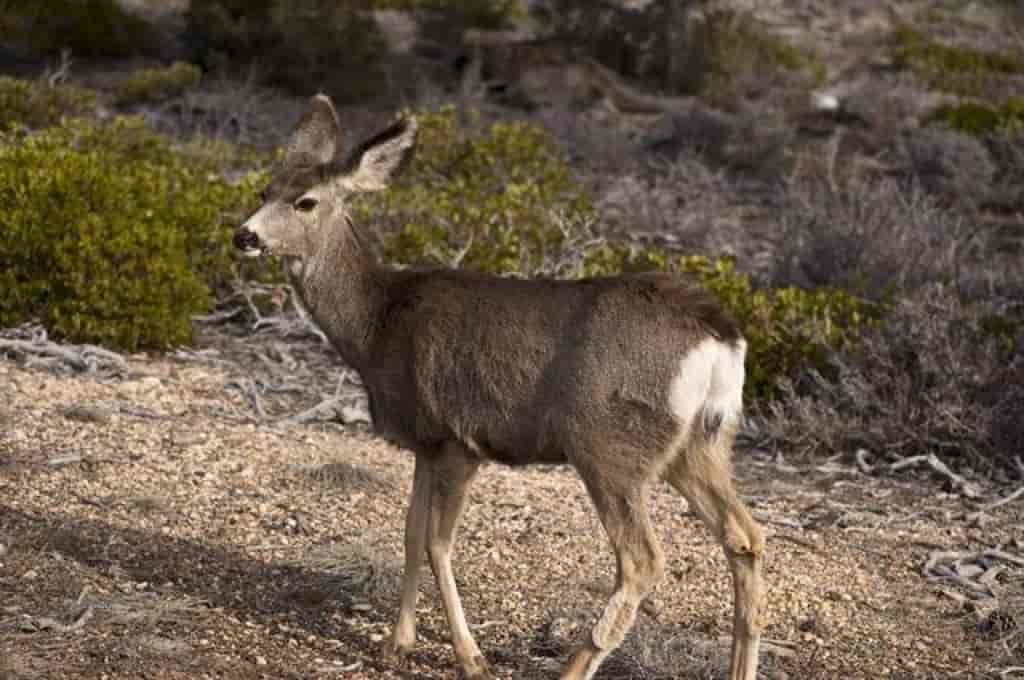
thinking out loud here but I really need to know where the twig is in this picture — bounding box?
[232,377,266,419]
[983,549,1024,568]
[192,307,246,324]
[854,448,875,474]
[976,486,1024,514]
[285,397,342,424]
[889,453,980,498]
[48,454,83,467]
[25,606,93,634]
[117,404,174,421]
[46,48,72,87]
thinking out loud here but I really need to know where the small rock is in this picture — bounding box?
[255,656,268,666]
[21,569,38,580]
[350,603,372,613]
[339,404,371,426]
[641,596,663,618]
[62,404,112,424]
[369,633,384,643]
[119,376,162,397]
[171,431,204,448]
[0,543,7,557]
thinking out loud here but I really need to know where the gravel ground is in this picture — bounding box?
[1,333,1021,680]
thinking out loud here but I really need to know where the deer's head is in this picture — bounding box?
[234,95,417,263]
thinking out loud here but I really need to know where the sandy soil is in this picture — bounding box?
[1,332,1020,680]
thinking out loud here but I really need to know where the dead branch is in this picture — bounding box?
[854,448,875,474]
[48,453,84,467]
[0,338,127,373]
[230,377,266,419]
[284,397,342,425]
[192,307,246,324]
[581,57,697,116]
[0,339,87,370]
[23,606,93,634]
[924,548,1024,601]
[976,486,1024,514]
[889,453,981,498]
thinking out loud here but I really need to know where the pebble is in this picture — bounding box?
[118,376,162,397]
[62,404,113,424]
[256,656,268,666]
[21,569,38,580]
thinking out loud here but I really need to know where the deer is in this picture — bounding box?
[233,94,766,680]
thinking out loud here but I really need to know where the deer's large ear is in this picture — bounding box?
[285,94,342,165]
[343,117,417,192]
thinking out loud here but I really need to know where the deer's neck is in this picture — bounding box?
[290,219,387,372]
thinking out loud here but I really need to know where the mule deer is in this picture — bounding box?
[234,95,766,680]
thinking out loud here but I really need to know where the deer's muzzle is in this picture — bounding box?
[233,227,263,257]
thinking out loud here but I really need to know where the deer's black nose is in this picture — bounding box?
[234,228,260,251]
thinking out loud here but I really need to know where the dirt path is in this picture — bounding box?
[1,348,1020,679]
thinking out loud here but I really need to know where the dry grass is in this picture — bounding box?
[754,285,1023,479]
[296,459,391,494]
[774,177,970,297]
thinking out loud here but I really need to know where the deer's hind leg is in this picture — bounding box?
[561,463,666,680]
[666,424,766,680]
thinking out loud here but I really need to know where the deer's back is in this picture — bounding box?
[364,269,743,465]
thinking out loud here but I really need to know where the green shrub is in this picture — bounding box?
[0,77,96,130]
[580,249,883,399]
[0,0,156,56]
[927,98,1024,137]
[185,0,387,100]
[376,0,520,28]
[372,107,594,273]
[368,107,879,398]
[116,62,203,106]
[892,26,1024,98]
[0,118,264,351]
[673,256,883,400]
[695,10,827,109]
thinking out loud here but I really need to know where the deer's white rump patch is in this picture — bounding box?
[668,337,745,441]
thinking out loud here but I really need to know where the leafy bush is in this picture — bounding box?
[116,62,203,106]
[694,9,826,109]
[0,118,263,351]
[184,0,387,100]
[678,256,882,400]
[367,108,879,398]
[892,26,1024,98]
[376,0,519,28]
[371,107,594,274]
[0,0,156,56]
[0,77,96,130]
[927,98,1024,137]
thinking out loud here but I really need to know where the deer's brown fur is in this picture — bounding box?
[234,95,766,680]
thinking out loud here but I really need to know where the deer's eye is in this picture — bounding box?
[295,197,318,212]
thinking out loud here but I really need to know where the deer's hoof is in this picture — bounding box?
[380,637,414,663]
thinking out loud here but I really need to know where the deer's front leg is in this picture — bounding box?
[384,453,431,659]
[427,443,490,679]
